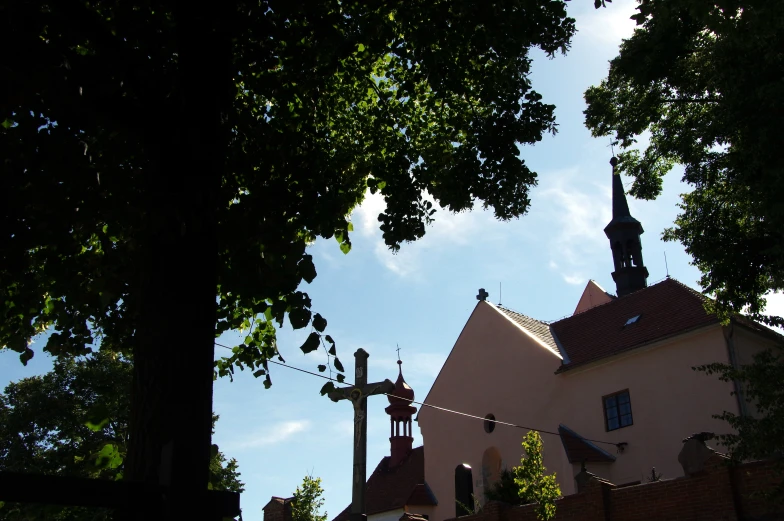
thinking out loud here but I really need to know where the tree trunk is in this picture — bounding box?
[126,3,234,520]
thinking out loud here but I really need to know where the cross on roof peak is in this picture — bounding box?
[477,288,489,301]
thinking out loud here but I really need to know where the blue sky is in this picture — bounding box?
[4,2,784,520]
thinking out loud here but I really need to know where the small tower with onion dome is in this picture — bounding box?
[385,359,417,468]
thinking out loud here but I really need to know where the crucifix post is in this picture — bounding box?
[329,349,394,521]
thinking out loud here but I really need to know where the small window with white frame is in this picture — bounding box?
[603,389,633,431]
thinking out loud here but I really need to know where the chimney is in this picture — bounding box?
[263,497,292,521]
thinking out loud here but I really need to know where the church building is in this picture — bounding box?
[264,157,781,521]
[416,157,779,521]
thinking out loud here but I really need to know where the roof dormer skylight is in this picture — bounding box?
[624,314,641,327]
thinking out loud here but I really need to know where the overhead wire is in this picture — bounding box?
[214,341,626,450]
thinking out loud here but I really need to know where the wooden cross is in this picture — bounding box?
[329,348,394,521]
[396,344,401,361]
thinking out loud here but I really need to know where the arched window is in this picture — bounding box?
[455,464,473,517]
[612,241,623,267]
[481,447,502,493]
[626,239,637,266]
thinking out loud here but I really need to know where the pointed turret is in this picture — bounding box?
[385,360,417,468]
[604,157,649,297]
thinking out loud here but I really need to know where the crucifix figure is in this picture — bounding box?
[329,348,394,521]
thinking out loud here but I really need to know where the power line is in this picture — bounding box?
[214,342,625,449]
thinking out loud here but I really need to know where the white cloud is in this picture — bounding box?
[575,3,638,45]
[533,168,611,285]
[226,419,310,450]
[331,420,355,437]
[762,292,784,333]
[350,190,494,278]
[353,190,387,238]
[563,274,584,286]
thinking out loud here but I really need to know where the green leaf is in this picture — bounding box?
[312,313,327,332]
[20,347,34,366]
[340,241,351,255]
[264,374,272,389]
[320,381,336,396]
[1,118,13,129]
[337,374,345,383]
[317,364,327,372]
[289,307,312,330]
[253,369,266,377]
[95,443,123,469]
[298,255,317,284]
[333,357,344,372]
[357,43,365,52]
[211,444,220,459]
[85,404,111,432]
[325,335,336,355]
[300,332,320,354]
[347,222,354,232]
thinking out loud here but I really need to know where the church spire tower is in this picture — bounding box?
[604,157,649,297]
[385,359,417,468]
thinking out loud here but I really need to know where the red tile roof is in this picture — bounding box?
[406,483,438,506]
[331,447,436,521]
[552,278,719,372]
[494,304,560,354]
[558,424,616,463]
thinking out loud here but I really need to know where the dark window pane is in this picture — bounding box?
[618,392,630,404]
[620,402,631,415]
[620,414,633,427]
[606,407,618,419]
[605,396,617,409]
[608,417,620,430]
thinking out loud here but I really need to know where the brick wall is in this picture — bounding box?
[444,454,782,521]
[263,498,292,521]
[733,459,783,520]
[610,454,737,521]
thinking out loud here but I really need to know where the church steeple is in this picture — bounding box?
[604,157,649,297]
[385,359,417,468]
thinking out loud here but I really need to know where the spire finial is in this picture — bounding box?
[604,155,649,297]
[610,157,631,219]
[396,344,401,362]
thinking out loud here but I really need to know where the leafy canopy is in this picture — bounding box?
[291,475,327,521]
[0,352,243,521]
[695,344,784,504]
[584,0,784,324]
[485,431,561,520]
[2,0,578,386]
[585,4,784,501]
